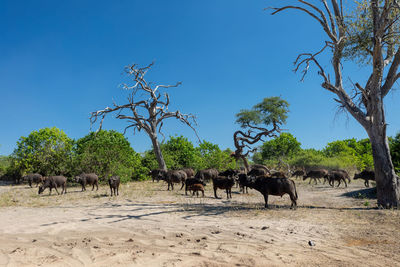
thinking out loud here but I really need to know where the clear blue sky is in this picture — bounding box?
[1,0,399,155]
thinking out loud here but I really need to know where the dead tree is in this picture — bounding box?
[90,62,198,171]
[269,0,400,207]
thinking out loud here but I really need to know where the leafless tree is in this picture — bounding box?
[269,0,400,207]
[90,62,199,171]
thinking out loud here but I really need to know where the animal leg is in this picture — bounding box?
[263,194,269,209]
[180,182,185,190]
[344,179,347,187]
[214,187,220,199]
[289,193,297,209]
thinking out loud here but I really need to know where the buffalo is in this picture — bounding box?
[239,174,298,209]
[38,176,67,195]
[212,176,235,199]
[185,178,206,195]
[181,168,195,178]
[75,173,99,191]
[303,169,329,184]
[23,173,43,188]
[108,176,120,196]
[291,169,305,179]
[187,183,205,197]
[327,171,348,187]
[353,170,375,187]
[149,169,167,182]
[195,168,219,183]
[163,170,187,190]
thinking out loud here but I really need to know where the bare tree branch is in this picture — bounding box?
[90,63,199,170]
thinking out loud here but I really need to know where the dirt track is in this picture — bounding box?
[0,179,398,266]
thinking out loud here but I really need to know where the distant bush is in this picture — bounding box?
[75,130,148,183]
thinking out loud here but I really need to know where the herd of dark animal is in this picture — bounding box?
[148,166,375,209]
[21,166,375,209]
[22,173,120,196]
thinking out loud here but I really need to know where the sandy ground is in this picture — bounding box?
[0,179,399,267]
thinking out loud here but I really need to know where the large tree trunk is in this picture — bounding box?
[367,127,400,208]
[150,134,167,171]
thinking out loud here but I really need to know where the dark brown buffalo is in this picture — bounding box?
[75,173,99,191]
[181,168,195,178]
[195,168,219,182]
[303,169,329,184]
[335,169,351,184]
[108,175,120,196]
[239,175,298,208]
[187,183,205,197]
[185,178,206,195]
[219,169,239,177]
[327,171,348,187]
[23,173,43,188]
[149,169,167,182]
[248,168,269,177]
[164,170,187,190]
[212,176,235,199]
[38,176,67,195]
[291,169,305,179]
[353,170,375,187]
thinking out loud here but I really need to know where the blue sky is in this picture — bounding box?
[1,0,399,155]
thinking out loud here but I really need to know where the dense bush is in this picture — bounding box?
[74,130,148,183]
[141,136,236,171]
[390,132,400,173]
[11,127,74,176]
[253,134,374,172]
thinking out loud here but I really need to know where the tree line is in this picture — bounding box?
[253,132,400,174]
[0,127,236,183]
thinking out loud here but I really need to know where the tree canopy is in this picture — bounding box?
[75,130,147,182]
[12,127,74,176]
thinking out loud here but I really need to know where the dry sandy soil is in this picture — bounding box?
[0,178,399,267]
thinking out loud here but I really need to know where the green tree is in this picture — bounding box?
[75,130,147,182]
[233,96,289,171]
[12,127,74,176]
[260,133,301,161]
[160,136,199,170]
[196,141,236,170]
[390,133,400,173]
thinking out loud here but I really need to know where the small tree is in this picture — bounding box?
[232,97,289,171]
[90,63,199,171]
[12,127,74,176]
[260,133,301,161]
[75,130,147,182]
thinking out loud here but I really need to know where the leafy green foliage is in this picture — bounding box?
[260,133,301,161]
[390,132,400,173]
[323,138,373,170]
[0,156,11,177]
[343,0,400,64]
[141,136,236,171]
[12,127,74,176]
[195,141,236,170]
[75,130,147,183]
[236,97,289,128]
[254,133,374,172]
